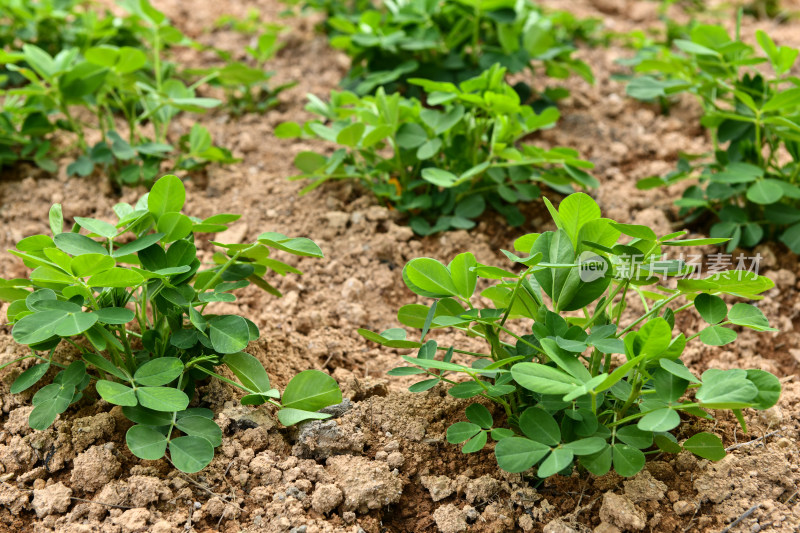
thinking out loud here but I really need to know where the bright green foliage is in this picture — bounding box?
[322,0,597,97]
[626,24,800,252]
[0,0,142,74]
[188,24,296,116]
[0,0,238,184]
[361,192,781,477]
[0,174,341,473]
[279,65,597,235]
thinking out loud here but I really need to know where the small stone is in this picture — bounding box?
[325,211,349,230]
[757,406,783,428]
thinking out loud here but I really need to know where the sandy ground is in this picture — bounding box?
[1,0,800,531]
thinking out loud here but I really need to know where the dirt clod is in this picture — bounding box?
[544,518,579,533]
[32,481,72,518]
[325,455,404,514]
[311,483,343,514]
[421,475,455,502]
[622,470,667,503]
[599,492,646,531]
[432,503,468,533]
[70,445,121,493]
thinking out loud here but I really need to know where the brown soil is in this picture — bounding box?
[2,0,800,532]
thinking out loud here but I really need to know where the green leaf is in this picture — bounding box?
[277,408,331,426]
[74,217,117,239]
[421,168,459,187]
[461,431,488,453]
[11,363,50,394]
[396,123,427,149]
[280,370,341,411]
[699,325,737,346]
[447,421,482,443]
[209,315,250,354]
[610,223,657,241]
[683,432,726,461]
[54,233,109,256]
[223,352,271,393]
[94,307,135,325]
[580,445,611,476]
[654,434,682,454]
[449,253,477,300]
[157,212,193,242]
[122,405,173,426]
[745,369,781,410]
[49,204,63,236]
[275,122,301,138]
[71,254,116,277]
[465,403,493,429]
[638,408,680,432]
[696,376,758,408]
[659,359,700,384]
[336,122,365,147]
[136,386,190,411]
[762,87,800,112]
[747,180,783,205]
[409,378,439,392]
[727,303,773,331]
[519,407,560,445]
[148,175,185,220]
[562,437,607,455]
[169,436,214,473]
[615,425,653,449]
[112,233,164,257]
[84,352,128,380]
[675,39,720,56]
[175,415,222,447]
[512,363,581,395]
[96,380,138,406]
[134,358,184,386]
[126,425,168,460]
[557,193,601,248]
[88,268,144,288]
[403,258,459,297]
[257,233,324,257]
[494,437,550,473]
[538,448,573,477]
[694,293,727,324]
[612,444,646,477]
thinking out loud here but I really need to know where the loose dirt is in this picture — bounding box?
[1,0,800,531]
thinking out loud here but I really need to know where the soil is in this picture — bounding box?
[1,0,800,532]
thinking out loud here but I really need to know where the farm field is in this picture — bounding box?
[1,0,800,531]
